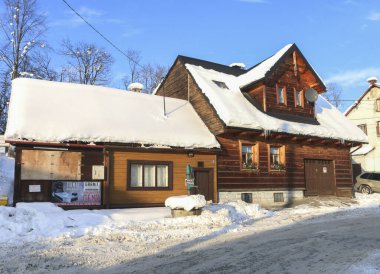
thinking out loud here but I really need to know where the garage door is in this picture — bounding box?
[304,159,335,196]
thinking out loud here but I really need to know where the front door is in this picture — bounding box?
[305,159,335,196]
[194,168,213,201]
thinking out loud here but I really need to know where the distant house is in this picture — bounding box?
[5,78,219,207]
[345,77,380,179]
[156,43,367,207]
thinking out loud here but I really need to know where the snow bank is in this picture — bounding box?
[0,193,379,245]
[165,195,207,211]
[0,155,14,205]
[5,78,220,149]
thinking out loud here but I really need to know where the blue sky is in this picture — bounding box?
[8,0,380,109]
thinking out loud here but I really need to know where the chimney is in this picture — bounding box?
[229,63,246,70]
[367,76,378,86]
[128,82,144,92]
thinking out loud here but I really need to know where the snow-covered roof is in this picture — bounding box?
[351,144,374,156]
[238,44,293,88]
[185,64,368,143]
[5,78,220,149]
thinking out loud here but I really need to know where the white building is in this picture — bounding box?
[346,77,380,176]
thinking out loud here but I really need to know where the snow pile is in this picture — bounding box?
[0,155,14,205]
[238,44,293,88]
[185,63,367,143]
[5,78,220,149]
[165,195,207,211]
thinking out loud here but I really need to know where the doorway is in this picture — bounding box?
[304,159,335,196]
[193,168,214,201]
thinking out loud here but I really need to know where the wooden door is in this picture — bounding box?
[194,168,213,201]
[305,159,335,196]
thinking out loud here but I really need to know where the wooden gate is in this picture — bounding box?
[194,168,214,201]
[304,159,335,196]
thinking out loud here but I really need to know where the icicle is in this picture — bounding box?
[263,129,271,139]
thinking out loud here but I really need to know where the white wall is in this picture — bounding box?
[347,85,380,171]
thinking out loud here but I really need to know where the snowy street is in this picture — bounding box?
[0,194,379,273]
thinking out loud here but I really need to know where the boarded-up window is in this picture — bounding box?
[21,150,81,180]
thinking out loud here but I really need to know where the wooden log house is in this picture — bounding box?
[155,43,367,207]
[5,78,219,208]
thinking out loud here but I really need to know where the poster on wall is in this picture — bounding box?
[51,181,101,206]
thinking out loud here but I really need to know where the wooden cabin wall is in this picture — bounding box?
[217,136,353,196]
[155,60,225,135]
[261,53,319,117]
[109,150,217,206]
[14,147,104,204]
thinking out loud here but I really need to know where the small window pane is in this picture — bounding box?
[144,165,156,187]
[157,165,168,187]
[296,90,302,106]
[278,87,284,104]
[131,164,143,187]
[270,147,280,165]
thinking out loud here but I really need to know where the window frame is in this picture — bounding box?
[376,99,380,112]
[268,145,286,171]
[276,84,287,105]
[127,160,173,191]
[294,88,304,108]
[239,141,259,171]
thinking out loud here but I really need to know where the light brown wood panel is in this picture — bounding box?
[21,150,81,180]
[109,151,217,205]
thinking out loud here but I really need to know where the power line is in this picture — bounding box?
[61,0,142,69]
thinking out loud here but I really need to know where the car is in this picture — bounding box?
[354,172,380,194]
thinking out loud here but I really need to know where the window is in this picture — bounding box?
[127,160,173,190]
[294,89,303,107]
[357,124,367,135]
[360,173,372,179]
[377,122,380,137]
[376,99,380,111]
[277,85,286,105]
[241,143,259,170]
[269,145,286,171]
[213,80,229,89]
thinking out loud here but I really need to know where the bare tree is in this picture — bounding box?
[324,83,342,109]
[0,70,11,133]
[61,39,114,85]
[0,0,47,80]
[139,63,168,94]
[123,50,168,94]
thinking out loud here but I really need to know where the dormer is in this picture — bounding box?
[239,44,325,120]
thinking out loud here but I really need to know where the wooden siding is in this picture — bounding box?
[217,136,353,196]
[155,59,225,135]
[260,51,320,117]
[14,147,104,204]
[109,150,217,205]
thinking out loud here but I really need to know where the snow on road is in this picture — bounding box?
[0,194,379,273]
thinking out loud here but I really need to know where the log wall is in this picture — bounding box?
[217,136,353,196]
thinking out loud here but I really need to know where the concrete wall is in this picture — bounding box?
[218,190,304,208]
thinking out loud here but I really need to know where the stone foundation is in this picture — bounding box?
[218,190,304,208]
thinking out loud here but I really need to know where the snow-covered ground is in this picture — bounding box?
[1,152,380,273]
[0,194,379,273]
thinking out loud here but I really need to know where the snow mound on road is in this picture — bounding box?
[165,195,207,211]
[0,201,271,244]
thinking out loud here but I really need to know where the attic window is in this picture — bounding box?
[213,80,229,89]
